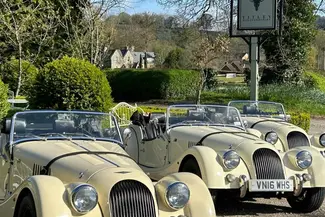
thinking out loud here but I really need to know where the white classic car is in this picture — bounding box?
[0,110,215,217]
[228,100,325,154]
[123,104,325,213]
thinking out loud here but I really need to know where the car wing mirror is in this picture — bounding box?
[2,118,12,134]
[122,128,132,144]
[243,120,248,128]
[285,115,291,122]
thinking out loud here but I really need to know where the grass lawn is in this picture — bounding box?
[217,76,245,83]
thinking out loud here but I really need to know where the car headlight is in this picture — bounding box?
[296,151,312,169]
[223,150,240,169]
[319,134,325,147]
[265,131,278,145]
[166,182,190,210]
[70,184,98,214]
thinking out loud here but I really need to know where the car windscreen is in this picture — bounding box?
[229,101,285,117]
[166,105,244,128]
[10,111,122,143]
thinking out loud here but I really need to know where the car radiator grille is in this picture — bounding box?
[109,180,157,217]
[287,131,310,149]
[253,148,285,179]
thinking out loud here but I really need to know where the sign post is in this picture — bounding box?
[229,0,283,101]
[250,37,259,100]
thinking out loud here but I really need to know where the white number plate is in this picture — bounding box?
[249,179,294,192]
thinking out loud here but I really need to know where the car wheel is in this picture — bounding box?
[16,194,37,217]
[287,187,325,213]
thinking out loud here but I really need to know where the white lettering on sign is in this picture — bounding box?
[238,0,277,30]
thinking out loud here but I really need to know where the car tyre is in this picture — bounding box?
[287,187,325,213]
[17,194,37,217]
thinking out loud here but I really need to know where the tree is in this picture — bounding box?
[262,0,317,84]
[317,16,325,29]
[55,0,125,66]
[314,30,325,70]
[190,34,229,104]
[27,56,113,112]
[1,58,39,96]
[163,47,191,69]
[0,79,10,120]
[0,0,57,96]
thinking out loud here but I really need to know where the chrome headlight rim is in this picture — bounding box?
[165,181,190,210]
[319,134,325,147]
[265,131,278,145]
[223,150,241,170]
[296,150,313,169]
[70,184,98,214]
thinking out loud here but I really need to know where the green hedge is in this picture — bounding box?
[288,112,311,132]
[105,69,200,102]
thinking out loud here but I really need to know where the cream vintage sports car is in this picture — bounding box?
[0,110,215,217]
[123,104,325,213]
[228,100,325,154]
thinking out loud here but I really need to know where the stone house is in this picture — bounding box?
[104,46,155,69]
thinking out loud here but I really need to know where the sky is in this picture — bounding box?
[112,0,176,15]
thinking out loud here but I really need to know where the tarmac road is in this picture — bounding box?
[216,198,325,216]
[218,118,325,217]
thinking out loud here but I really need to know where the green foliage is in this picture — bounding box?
[5,108,25,119]
[105,69,200,101]
[163,48,190,69]
[184,84,325,116]
[0,58,38,95]
[262,0,317,84]
[28,56,113,112]
[305,46,318,70]
[304,71,325,91]
[0,79,10,121]
[204,68,218,90]
[288,112,311,132]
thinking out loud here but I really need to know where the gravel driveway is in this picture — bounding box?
[218,118,325,216]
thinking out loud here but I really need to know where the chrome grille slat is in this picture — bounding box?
[287,132,310,149]
[109,180,156,217]
[253,148,285,179]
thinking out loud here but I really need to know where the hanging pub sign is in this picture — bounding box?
[238,0,277,30]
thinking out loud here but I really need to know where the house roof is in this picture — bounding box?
[107,49,122,58]
[230,61,243,72]
[120,49,130,57]
[220,63,237,73]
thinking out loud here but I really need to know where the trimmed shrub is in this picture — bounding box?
[0,79,10,121]
[28,56,113,112]
[105,69,200,102]
[0,58,39,96]
[288,112,311,132]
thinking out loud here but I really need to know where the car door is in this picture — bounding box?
[0,134,10,200]
[138,136,168,168]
